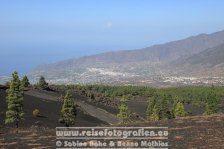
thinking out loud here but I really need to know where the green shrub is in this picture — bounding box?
[33,109,41,117]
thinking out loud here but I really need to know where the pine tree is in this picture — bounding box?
[173,101,185,117]
[146,94,157,120]
[172,96,179,117]
[149,108,159,121]
[5,71,24,128]
[159,96,170,119]
[21,75,30,87]
[117,97,129,124]
[147,93,173,121]
[60,91,76,127]
[165,94,175,119]
[204,87,218,115]
[38,76,48,90]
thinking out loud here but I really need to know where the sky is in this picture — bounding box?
[0,0,224,75]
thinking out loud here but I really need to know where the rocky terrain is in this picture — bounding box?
[127,114,224,149]
[1,85,224,148]
[1,113,223,148]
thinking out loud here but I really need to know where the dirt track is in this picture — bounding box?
[75,100,118,124]
[25,89,118,125]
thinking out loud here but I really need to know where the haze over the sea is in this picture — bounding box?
[1,0,224,75]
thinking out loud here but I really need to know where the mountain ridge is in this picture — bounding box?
[30,30,224,86]
[34,30,224,70]
[170,43,224,77]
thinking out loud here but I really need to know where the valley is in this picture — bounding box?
[27,31,224,86]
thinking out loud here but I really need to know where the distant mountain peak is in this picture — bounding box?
[29,30,224,86]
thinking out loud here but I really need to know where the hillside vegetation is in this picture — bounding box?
[51,85,224,116]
